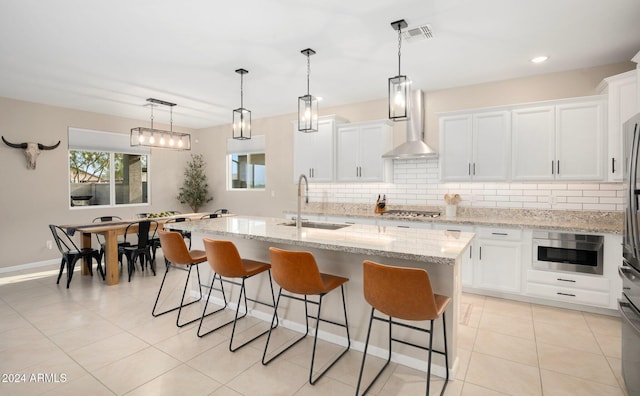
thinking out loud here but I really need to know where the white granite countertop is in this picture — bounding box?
[288,203,623,234]
[169,215,475,266]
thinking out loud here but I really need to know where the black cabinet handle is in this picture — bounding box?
[479,246,482,260]
[491,232,508,236]
[557,160,560,174]
[551,161,554,175]
[557,278,576,283]
[557,292,575,297]
[612,157,616,174]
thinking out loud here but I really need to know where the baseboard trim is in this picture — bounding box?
[0,259,58,274]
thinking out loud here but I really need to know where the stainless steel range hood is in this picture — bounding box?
[382,89,438,159]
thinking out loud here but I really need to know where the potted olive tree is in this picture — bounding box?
[177,154,213,212]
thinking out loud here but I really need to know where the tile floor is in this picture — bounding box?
[0,258,628,396]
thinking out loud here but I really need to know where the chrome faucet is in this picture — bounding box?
[297,174,309,231]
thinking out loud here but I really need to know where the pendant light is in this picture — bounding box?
[388,19,409,121]
[298,48,318,132]
[232,68,251,140]
[130,98,191,150]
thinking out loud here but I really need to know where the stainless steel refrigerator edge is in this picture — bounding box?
[620,112,640,396]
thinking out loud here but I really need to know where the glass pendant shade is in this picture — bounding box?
[298,94,318,132]
[232,107,251,140]
[130,127,191,150]
[388,19,409,121]
[130,98,191,150]
[298,48,318,133]
[388,74,408,120]
[232,68,251,140]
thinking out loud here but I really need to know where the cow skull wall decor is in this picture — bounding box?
[2,136,61,169]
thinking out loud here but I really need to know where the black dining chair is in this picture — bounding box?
[49,224,104,288]
[163,217,191,248]
[91,216,129,265]
[119,219,158,281]
[200,213,219,219]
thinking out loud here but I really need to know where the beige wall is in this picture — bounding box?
[0,61,634,269]
[0,98,195,268]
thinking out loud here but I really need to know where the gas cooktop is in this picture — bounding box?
[383,210,441,218]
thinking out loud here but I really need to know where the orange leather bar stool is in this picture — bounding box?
[197,238,278,352]
[152,230,206,327]
[356,260,450,396]
[262,247,351,385]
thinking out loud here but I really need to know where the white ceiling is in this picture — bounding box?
[1,0,639,130]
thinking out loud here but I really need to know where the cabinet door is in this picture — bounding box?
[336,126,360,181]
[358,124,390,181]
[607,76,637,181]
[293,127,315,182]
[293,119,335,182]
[511,106,555,181]
[310,120,335,181]
[439,115,473,181]
[474,240,521,293]
[555,100,604,180]
[473,111,511,180]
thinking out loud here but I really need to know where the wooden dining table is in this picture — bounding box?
[61,213,210,285]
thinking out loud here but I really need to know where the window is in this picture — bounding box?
[227,135,266,190]
[68,128,150,207]
[230,153,266,189]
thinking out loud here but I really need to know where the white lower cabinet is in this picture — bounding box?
[526,270,611,307]
[474,228,523,293]
[433,223,474,287]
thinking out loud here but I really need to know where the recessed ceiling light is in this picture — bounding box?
[531,56,549,63]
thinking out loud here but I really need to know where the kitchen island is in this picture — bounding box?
[170,215,474,378]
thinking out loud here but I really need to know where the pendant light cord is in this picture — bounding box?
[150,104,154,130]
[240,72,244,108]
[397,26,402,76]
[306,53,311,96]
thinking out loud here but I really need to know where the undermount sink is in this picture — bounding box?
[280,221,351,230]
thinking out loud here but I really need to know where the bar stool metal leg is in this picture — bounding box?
[262,285,351,385]
[152,263,204,327]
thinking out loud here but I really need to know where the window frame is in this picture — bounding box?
[226,135,266,192]
[68,128,151,209]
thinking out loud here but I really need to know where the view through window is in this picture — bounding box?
[229,153,266,189]
[69,150,148,207]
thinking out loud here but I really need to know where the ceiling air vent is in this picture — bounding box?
[402,24,434,43]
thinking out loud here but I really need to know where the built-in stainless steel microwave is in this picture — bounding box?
[532,231,603,275]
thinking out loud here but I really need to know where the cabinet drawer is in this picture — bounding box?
[526,282,610,307]
[477,227,522,240]
[527,269,610,292]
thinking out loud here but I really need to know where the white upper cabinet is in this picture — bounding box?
[293,116,345,182]
[439,111,510,181]
[598,71,637,181]
[511,96,605,181]
[511,106,556,180]
[336,120,393,182]
[439,115,472,181]
[555,99,605,180]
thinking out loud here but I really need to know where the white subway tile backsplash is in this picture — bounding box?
[583,190,617,197]
[311,159,623,212]
[583,203,617,210]
[554,190,582,197]
[553,203,583,210]
[568,183,600,190]
[510,196,538,202]
[537,183,567,190]
[567,197,599,204]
